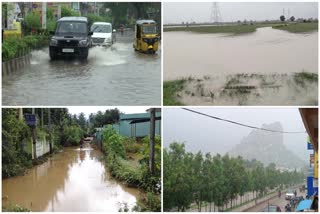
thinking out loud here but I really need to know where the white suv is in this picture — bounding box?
[90,22,116,46]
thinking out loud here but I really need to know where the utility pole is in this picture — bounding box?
[31,108,37,159]
[149,108,155,174]
[18,108,23,120]
[48,109,52,154]
[41,108,44,129]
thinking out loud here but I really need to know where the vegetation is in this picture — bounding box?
[2,203,31,212]
[164,142,304,212]
[294,71,318,87]
[102,125,161,211]
[163,79,187,105]
[164,24,259,35]
[272,22,318,33]
[2,108,89,178]
[2,35,49,61]
[2,109,32,178]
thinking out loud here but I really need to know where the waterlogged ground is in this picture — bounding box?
[2,145,141,212]
[164,27,318,105]
[3,33,161,105]
[177,73,317,105]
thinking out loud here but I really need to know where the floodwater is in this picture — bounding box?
[164,27,318,105]
[2,145,141,212]
[164,27,317,80]
[3,32,161,105]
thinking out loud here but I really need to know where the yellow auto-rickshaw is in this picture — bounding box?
[133,20,159,54]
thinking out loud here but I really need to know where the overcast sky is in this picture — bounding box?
[164,2,318,24]
[163,108,309,160]
[68,107,149,118]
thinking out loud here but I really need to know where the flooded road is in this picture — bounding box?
[3,32,161,105]
[164,27,318,105]
[164,27,317,80]
[2,145,141,212]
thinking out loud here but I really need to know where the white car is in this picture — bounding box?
[285,190,295,200]
[90,22,116,46]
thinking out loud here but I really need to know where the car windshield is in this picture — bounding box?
[91,24,111,33]
[142,25,157,34]
[56,21,87,35]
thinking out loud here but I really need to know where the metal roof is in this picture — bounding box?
[136,20,156,25]
[129,116,161,124]
[58,17,88,22]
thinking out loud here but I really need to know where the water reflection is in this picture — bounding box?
[2,145,140,211]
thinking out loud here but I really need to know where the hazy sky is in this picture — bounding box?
[164,2,318,24]
[68,107,149,118]
[163,108,309,161]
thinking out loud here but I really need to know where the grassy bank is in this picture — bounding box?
[2,35,49,62]
[164,24,258,35]
[163,79,187,105]
[2,203,30,212]
[164,22,318,34]
[272,22,318,33]
[102,126,161,211]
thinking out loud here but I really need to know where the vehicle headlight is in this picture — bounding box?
[50,39,58,46]
[143,38,148,42]
[79,40,88,46]
[154,38,158,42]
[104,37,111,43]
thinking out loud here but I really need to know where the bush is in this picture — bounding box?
[102,125,126,158]
[2,35,49,61]
[25,12,41,30]
[2,109,32,178]
[2,203,31,212]
[61,6,80,17]
[62,125,83,146]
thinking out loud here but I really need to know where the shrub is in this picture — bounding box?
[2,109,32,178]
[25,12,41,30]
[62,125,83,146]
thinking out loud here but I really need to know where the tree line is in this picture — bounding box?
[164,142,305,212]
[2,108,120,178]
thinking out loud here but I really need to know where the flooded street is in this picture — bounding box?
[164,27,318,105]
[164,27,317,80]
[2,145,141,212]
[3,32,161,105]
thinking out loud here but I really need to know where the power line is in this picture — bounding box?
[181,108,306,134]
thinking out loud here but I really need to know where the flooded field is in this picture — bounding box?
[2,145,141,212]
[164,27,318,105]
[3,32,161,105]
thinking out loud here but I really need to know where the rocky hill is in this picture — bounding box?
[229,122,306,169]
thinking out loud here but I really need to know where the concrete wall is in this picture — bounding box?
[2,54,31,76]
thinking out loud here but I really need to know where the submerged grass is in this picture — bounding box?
[163,79,187,105]
[272,22,318,33]
[294,71,318,87]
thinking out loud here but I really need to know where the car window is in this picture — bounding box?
[91,25,111,33]
[142,25,157,34]
[56,21,87,35]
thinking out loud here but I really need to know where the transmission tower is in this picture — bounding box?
[210,2,222,23]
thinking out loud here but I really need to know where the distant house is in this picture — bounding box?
[94,110,161,145]
[112,112,161,138]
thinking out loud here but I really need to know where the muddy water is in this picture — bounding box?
[164,27,318,80]
[2,146,141,212]
[3,32,161,105]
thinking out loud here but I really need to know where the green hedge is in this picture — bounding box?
[2,35,49,61]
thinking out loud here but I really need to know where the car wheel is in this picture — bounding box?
[80,49,89,60]
[49,51,56,60]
